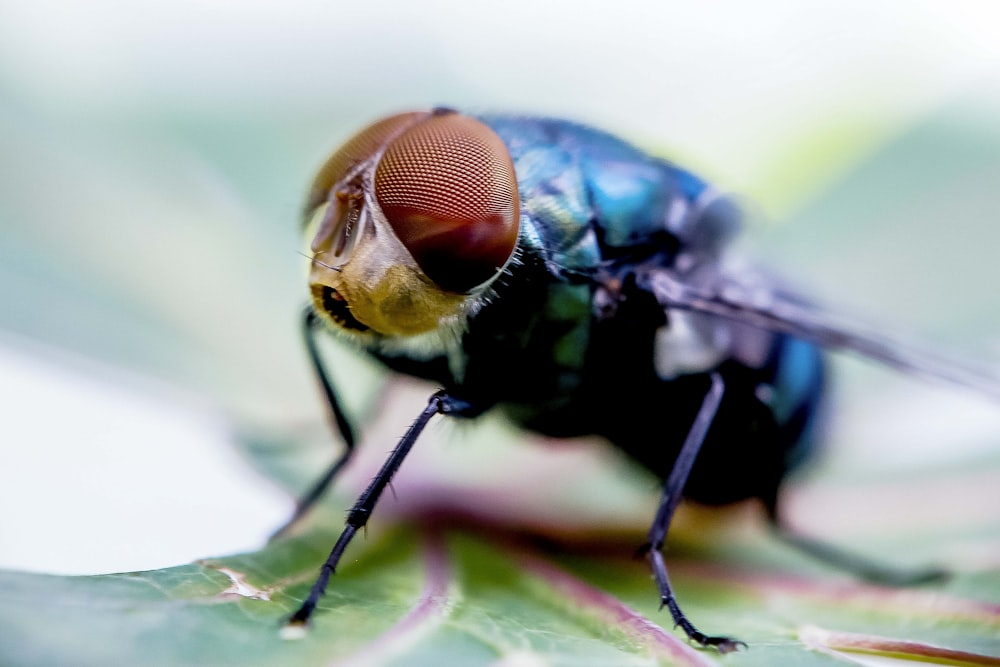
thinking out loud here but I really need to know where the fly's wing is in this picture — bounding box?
[645,267,1000,400]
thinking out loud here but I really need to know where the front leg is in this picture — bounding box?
[287,389,477,626]
[271,308,359,541]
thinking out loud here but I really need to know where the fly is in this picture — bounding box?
[276,107,998,652]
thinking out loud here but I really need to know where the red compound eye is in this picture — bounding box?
[374,112,520,293]
[305,111,429,217]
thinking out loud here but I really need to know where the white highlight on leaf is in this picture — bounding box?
[213,566,270,601]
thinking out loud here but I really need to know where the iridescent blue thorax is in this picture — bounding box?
[479,115,719,276]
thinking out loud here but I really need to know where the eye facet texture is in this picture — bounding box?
[373,113,519,292]
[305,111,429,215]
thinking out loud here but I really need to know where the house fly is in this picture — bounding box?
[279,108,997,651]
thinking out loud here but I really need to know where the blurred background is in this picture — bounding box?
[1,0,999,576]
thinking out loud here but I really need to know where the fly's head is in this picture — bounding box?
[304,110,520,344]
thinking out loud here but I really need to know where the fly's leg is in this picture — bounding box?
[287,389,473,626]
[763,494,948,586]
[270,308,359,542]
[644,373,745,653]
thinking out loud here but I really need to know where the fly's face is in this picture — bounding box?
[305,110,521,340]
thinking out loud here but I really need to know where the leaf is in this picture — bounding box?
[3,375,1000,666]
[2,497,999,666]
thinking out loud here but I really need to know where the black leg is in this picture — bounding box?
[764,495,948,586]
[270,308,359,541]
[644,373,745,653]
[288,389,471,626]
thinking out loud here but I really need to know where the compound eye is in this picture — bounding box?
[305,111,429,219]
[374,113,520,293]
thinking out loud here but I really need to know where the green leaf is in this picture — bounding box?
[4,378,1000,665]
[3,499,999,666]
